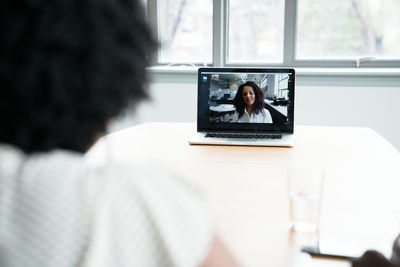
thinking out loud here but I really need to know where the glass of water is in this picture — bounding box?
[287,167,324,232]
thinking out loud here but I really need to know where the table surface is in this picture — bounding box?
[86,122,400,267]
[209,104,236,112]
[265,99,288,116]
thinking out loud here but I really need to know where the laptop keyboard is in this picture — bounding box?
[205,133,282,139]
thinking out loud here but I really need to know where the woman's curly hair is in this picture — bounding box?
[0,0,157,153]
[233,81,265,118]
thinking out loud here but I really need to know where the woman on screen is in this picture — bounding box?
[232,81,273,123]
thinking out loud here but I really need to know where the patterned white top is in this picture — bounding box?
[0,144,211,267]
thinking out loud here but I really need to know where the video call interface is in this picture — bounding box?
[200,72,293,125]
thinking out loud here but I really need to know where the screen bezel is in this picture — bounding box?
[197,67,295,133]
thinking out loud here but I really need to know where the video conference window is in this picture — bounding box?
[206,73,290,124]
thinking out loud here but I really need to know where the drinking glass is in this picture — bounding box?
[287,167,324,232]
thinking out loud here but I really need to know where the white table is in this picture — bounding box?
[209,104,236,112]
[87,123,400,267]
[265,99,288,116]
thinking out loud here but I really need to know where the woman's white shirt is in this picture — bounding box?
[233,108,273,123]
[0,144,212,267]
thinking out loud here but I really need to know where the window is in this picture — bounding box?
[147,0,400,68]
[157,0,212,64]
[296,0,400,60]
[228,0,284,63]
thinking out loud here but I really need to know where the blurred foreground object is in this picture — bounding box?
[352,233,400,267]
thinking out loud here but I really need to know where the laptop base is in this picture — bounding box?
[189,132,294,147]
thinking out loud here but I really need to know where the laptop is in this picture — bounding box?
[189,67,295,147]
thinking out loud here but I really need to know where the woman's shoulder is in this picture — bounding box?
[89,160,209,226]
[85,161,212,267]
[0,145,212,267]
[261,108,273,123]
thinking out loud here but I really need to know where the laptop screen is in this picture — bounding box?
[197,68,295,133]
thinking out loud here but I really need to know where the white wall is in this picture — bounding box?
[110,82,400,149]
[295,85,400,149]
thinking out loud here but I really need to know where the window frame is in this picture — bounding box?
[147,0,400,68]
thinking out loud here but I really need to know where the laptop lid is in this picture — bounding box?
[197,67,295,134]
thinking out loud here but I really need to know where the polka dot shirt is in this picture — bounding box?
[0,144,212,267]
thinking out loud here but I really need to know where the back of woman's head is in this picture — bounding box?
[0,0,156,153]
[233,81,265,117]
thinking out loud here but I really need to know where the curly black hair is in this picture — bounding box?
[233,81,265,118]
[0,0,156,153]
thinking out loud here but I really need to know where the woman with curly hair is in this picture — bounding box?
[233,81,273,123]
[0,0,239,266]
